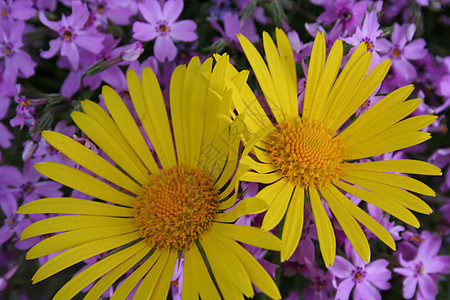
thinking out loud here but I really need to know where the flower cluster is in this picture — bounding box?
[0,0,449,299]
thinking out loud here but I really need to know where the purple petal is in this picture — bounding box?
[12,51,36,78]
[61,70,81,98]
[10,1,36,20]
[33,181,63,198]
[0,165,23,186]
[138,0,161,24]
[418,274,438,299]
[376,38,393,54]
[355,281,381,300]
[0,123,13,148]
[417,233,442,259]
[403,276,418,299]
[101,66,126,89]
[403,39,427,60]
[336,277,355,300]
[0,193,17,217]
[154,35,176,62]
[425,256,447,274]
[394,267,414,277]
[392,59,417,83]
[39,10,61,31]
[0,226,14,245]
[40,38,62,59]
[162,0,183,23]
[223,12,240,37]
[75,32,104,54]
[132,21,158,42]
[61,41,80,70]
[169,20,197,42]
[329,256,354,278]
[68,0,89,29]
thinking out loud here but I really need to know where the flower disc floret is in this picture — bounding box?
[267,117,347,188]
[134,165,219,250]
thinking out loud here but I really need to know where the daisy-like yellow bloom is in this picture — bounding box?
[235,29,441,267]
[17,55,283,299]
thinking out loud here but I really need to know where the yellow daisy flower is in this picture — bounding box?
[17,55,282,300]
[235,29,441,267]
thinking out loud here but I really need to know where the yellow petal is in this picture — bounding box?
[238,32,285,123]
[150,251,178,299]
[303,32,326,119]
[133,250,170,299]
[254,178,289,206]
[330,58,391,132]
[84,246,152,300]
[263,31,295,119]
[342,99,423,147]
[338,85,414,143]
[321,42,367,120]
[53,241,147,300]
[110,250,162,300]
[323,51,371,129]
[31,232,140,284]
[240,171,281,184]
[101,85,160,174]
[309,188,336,267]
[335,180,420,227]
[209,230,281,300]
[211,222,282,251]
[34,162,135,207]
[346,159,442,175]
[341,173,432,214]
[321,187,370,262]
[21,215,134,240]
[170,64,188,166]
[344,168,436,196]
[327,184,396,250]
[200,233,253,299]
[281,187,304,262]
[17,198,134,217]
[26,224,137,259]
[261,181,296,231]
[41,131,141,195]
[215,197,268,223]
[71,110,149,185]
[184,245,221,300]
[310,39,343,121]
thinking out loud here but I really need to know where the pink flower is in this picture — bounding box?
[329,251,391,300]
[394,232,450,299]
[39,0,105,70]
[132,0,197,62]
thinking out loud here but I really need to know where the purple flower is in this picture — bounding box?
[208,11,259,49]
[0,159,63,204]
[0,0,35,24]
[132,0,197,62]
[394,232,450,299]
[330,251,391,300]
[302,259,335,300]
[312,0,378,35]
[10,92,35,130]
[378,23,427,84]
[86,0,134,27]
[286,30,313,62]
[39,0,105,70]
[0,20,36,81]
[428,147,450,191]
[0,96,12,149]
[343,10,383,69]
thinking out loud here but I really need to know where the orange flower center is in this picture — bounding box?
[134,165,219,250]
[267,117,347,188]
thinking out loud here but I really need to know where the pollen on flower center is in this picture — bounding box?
[134,165,219,250]
[266,117,347,188]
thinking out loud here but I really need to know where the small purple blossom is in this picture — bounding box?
[10,92,35,130]
[86,0,134,27]
[132,0,197,62]
[394,232,450,299]
[39,0,105,70]
[0,20,36,81]
[0,0,35,24]
[330,251,391,300]
[378,23,427,84]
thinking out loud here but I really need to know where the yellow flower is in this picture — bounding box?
[17,55,282,300]
[235,29,441,267]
